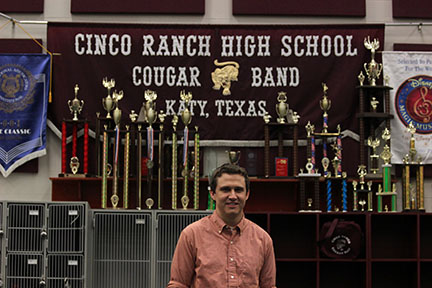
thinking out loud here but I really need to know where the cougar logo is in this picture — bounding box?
[211,59,240,96]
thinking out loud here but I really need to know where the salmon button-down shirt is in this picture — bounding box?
[167,212,277,288]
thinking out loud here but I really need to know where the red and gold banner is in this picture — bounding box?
[47,23,384,142]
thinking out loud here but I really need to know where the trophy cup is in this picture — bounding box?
[276,92,288,123]
[363,36,383,86]
[180,90,193,209]
[227,150,241,165]
[320,83,331,134]
[68,84,84,121]
[102,77,116,118]
[60,84,89,177]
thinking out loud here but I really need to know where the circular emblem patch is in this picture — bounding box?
[331,235,352,255]
[395,75,432,134]
[0,64,36,113]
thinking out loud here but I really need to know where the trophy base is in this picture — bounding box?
[299,209,321,213]
[366,173,382,179]
[297,173,321,178]
[58,173,91,178]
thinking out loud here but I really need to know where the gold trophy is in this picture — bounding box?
[227,150,241,165]
[367,136,380,174]
[363,36,383,86]
[144,90,157,209]
[102,77,116,118]
[68,84,84,121]
[319,83,331,134]
[180,90,193,209]
[110,106,122,209]
[276,92,288,123]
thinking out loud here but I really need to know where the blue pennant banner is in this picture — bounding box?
[0,54,50,177]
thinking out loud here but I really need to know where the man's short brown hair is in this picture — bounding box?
[209,163,250,192]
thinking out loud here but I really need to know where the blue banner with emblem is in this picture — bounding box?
[0,54,51,177]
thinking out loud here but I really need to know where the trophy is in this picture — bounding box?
[110,105,122,209]
[102,77,116,118]
[367,136,380,174]
[227,150,241,165]
[320,83,331,133]
[402,123,425,211]
[144,90,157,209]
[68,84,84,121]
[60,84,89,177]
[363,36,383,86]
[172,115,179,209]
[158,111,166,210]
[276,92,288,123]
[180,90,193,209]
[370,97,379,113]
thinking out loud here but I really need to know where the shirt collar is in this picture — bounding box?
[210,211,246,235]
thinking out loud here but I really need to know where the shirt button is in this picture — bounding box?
[230,257,234,261]
[231,275,234,279]
[230,241,233,244]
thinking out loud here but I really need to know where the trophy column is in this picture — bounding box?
[59,84,89,177]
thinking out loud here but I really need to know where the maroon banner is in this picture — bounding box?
[47,23,384,142]
[393,0,432,19]
[233,0,365,17]
[71,0,204,14]
[0,0,44,13]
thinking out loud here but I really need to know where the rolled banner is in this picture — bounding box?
[101,125,108,209]
[193,127,200,210]
[123,126,130,209]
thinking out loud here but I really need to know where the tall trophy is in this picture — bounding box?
[363,36,383,86]
[60,84,89,177]
[180,90,193,209]
[376,128,396,212]
[402,123,425,211]
[144,90,157,209]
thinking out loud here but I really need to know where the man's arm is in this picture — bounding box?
[259,237,277,288]
[166,230,196,288]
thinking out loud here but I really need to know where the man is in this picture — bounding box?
[167,163,277,288]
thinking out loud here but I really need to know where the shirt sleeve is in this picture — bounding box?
[166,229,196,288]
[259,236,277,288]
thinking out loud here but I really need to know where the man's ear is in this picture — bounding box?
[210,190,216,201]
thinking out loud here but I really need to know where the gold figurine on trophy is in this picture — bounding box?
[68,84,84,121]
[363,36,383,86]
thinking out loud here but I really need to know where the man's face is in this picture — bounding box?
[211,173,249,222]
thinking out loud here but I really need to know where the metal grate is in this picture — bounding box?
[48,204,85,253]
[47,254,84,288]
[93,212,152,288]
[6,253,44,288]
[7,203,45,252]
[155,212,210,288]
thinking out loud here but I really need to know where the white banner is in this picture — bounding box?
[382,51,432,164]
